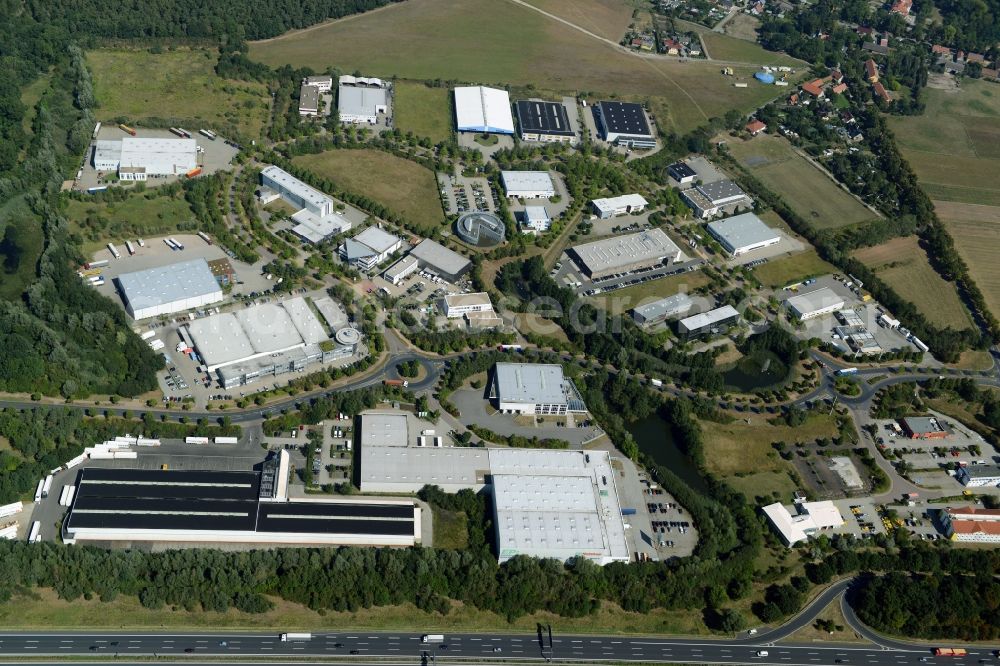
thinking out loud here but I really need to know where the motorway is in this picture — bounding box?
[0,581,995,665]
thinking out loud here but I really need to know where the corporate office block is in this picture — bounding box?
[259,165,351,243]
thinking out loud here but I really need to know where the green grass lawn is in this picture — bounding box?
[249,0,800,135]
[0,197,44,301]
[701,31,801,66]
[292,149,445,233]
[726,135,877,230]
[86,48,271,141]
[752,249,837,288]
[64,192,197,255]
[585,269,712,314]
[393,80,452,143]
[19,71,52,136]
[431,506,468,550]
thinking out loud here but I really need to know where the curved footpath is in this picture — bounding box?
[0,579,993,663]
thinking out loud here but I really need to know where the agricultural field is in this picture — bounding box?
[933,200,1000,319]
[86,49,271,141]
[751,249,837,288]
[720,13,761,41]
[249,0,798,135]
[726,135,877,230]
[889,78,1000,206]
[521,0,636,42]
[701,31,800,67]
[854,236,973,330]
[393,81,452,144]
[698,414,839,501]
[64,192,198,255]
[292,149,444,233]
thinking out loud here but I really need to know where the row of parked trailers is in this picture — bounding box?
[185,436,239,444]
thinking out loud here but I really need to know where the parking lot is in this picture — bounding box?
[728,229,806,267]
[554,248,705,298]
[438,173,499,216]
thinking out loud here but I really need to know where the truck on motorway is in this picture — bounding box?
[422,635,444,643]
[933,649,967,657]
[280,633,312,642]
[107,242,121,259]
[41,475,53,499]
[27,521,40,543]
[835,367,858,376]
[383,379,409,387]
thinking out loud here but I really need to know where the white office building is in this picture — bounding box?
[303,75,334,93]
[632,293,694,327]
[678,305,741,338]
[442,292,493,318]
[763,500,845,546]
[383,255,420,285]
[489,363,586,415]
[339,226,402,271]
[786,287,845,321]
[116,258,223,320]
[454,86,515,134]
[501,171,556,199]
[522,206,551,233]
[93,138,198,181]
[591,194,649,219]
[706,213,780,256]
[260,166,350,243]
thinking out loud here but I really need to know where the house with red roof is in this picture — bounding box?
[745,119,767,135]
[942,506,1000,543]
[802,80,825,97]
[873,82,891,103]
[864,59,879,82]
[890,0,912,14]
[931,44,952,56]
[832,82,848,95]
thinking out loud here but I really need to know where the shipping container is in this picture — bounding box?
[64,486,75,507]
[186,167,203,178]
[214,436,239,444]
[137,238,145,247]
[92,122,102,139]
[58,485,70,507]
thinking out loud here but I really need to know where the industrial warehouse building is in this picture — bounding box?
[632,293,694,328]
[786,287,845,321]
[682,180,754,219]
[337,75,389,124]
[706,213,780,256]
[116,258,223,320]
[408,238,472,282]
[942,506,1000,543]
[63,459,420,547]
[339,226,402,271]
[570,228,683,279]
[298,83,320,116]
[383,256,419,285]
[454,86,515,134]
[93,137,198,181]
[260,166,351,243]
[590,194,649,219]
[359,422,629,564]
[957,464,1000,487]
[501,170,556,199]
[515,99,576,143]
[185,296,358,388]
[593,101,655,148]
[900,416,951,439]
[667,161,697,184]
[763,500,845,546]
[489,363,586,415]
[678,305,740,338]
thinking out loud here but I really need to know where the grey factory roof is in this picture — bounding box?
[353,226,401,255]
[360,412,410,448]
[234,303,304,355]
[571,228,681,274]
[338,85,388,117]
[697,179,750,205]
[515,100,575,136]
[786,287,844,317]
[679,305,740,331]
[312,296,348,331]
[707,213,779,251]
[501,170,555,194]
[186,313,257,369]
[633,293,694,322]
[116,258,221,311]
[362,445,490,489]
[409,239,471,277]
[261,165,332,213]
[596,101,652,137]
[299,84,320,111]
[281,296,330,345]
[494,363,569,406]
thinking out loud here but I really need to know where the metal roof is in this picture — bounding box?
[409,239,471,277]
[360,412,409,448]
[282,296,330,345]
[633,293,694,321]
[697,179,750,205]
[786,288,844,317]
[596,101,652,137]
[338,85,388,117]
[118,137,198,173]
[571,228,681,274]
[454,86,515,134]
[353,226,401,255]
[679,305,740,331]
[261,165,333,215]
[117,258,221,312]
[494,363,569,406]
[186,313,258,369]
[707,213,779,252]
[591,193,649,214]
[515,99,574,136]
[501,170,555,195]
[299,84,320,111]
[444,292,492,309]
[235,303,304,355]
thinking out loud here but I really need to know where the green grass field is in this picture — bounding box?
[585,270,712,314]
[86,48,271,141]
[292,149,444,232]
[0,197,44,300]
[393,81,452,143]
[726,135,877,230]
[751,249,837,288]
[854,235,973,330]
[248,0,799,135]
[701,31,800,66]
[699,414,838,501]
[64,192,197,255]
[19,71,51,136]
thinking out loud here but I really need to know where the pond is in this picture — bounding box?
[721,349,790,392]
[628,413,712,495]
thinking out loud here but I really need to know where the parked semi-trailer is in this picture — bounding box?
[92,122,102,139]
[137,238,145,247]
[125,240,135,255]
[164,238,177,251]
[199,129,217,140]
[85,259,109,269]
[118,123,137,136]
[64,486,76,507]
[41,475,53,499]
[0,501,23,519]
[186,167,203,178]
[87,186,108,194]
[107,242,121,259]
[198,231,213,245]
[27,521,40,543]
[169,237,185,250]
[280,633,312,642]
[185,436,210,445]
[176,128,192,138]
[169,127,186,138]
[33,480,44,503]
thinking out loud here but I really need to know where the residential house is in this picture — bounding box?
[865,59,879,83]
[873,82,891,103]
[832,82,848,95]
[802,80,825,98]
[890,0,911,14]
[746,119,767,135]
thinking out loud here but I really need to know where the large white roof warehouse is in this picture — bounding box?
[570,228,684,279]
[93,137,198,181]
[116,258,223,320]
[454,86,515,134]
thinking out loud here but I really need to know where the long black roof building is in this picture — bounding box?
[515,100,575,139]
[64,466,419,547]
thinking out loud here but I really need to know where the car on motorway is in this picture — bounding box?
[757,651,769,657]
[350,649,360,654]
[184,648,194,653]
[494,647,503,652]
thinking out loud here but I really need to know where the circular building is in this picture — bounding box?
[335,327,362,346]
[455,211,506,247]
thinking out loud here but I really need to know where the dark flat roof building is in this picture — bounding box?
[515,100,576,143]
[63,466,419,547]
[593,101,656,148]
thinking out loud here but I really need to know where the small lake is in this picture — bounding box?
[721,349,789,392]
[628,413,711,495]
